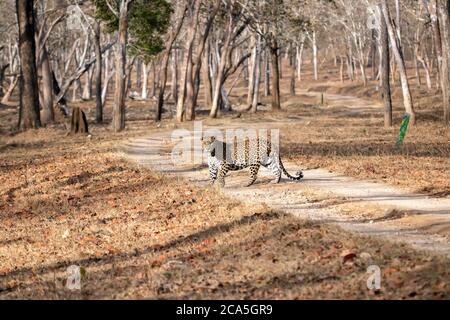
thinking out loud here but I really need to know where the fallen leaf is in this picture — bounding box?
[384,267,398,274]
[341,250,357,263]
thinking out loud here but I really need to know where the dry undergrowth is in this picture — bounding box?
[0,127,449,299]
[279,99,450,198]
[283,64,450,198]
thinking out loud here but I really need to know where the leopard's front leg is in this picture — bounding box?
[217,163,231,188]
[209,164,218,185]
[207,156,219,185]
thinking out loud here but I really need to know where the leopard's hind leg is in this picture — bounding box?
[245,164,260,187]
[265,154,282,183]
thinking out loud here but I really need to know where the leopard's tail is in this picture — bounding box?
[279,156,304,181]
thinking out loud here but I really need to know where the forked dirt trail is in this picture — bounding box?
[122,91,450,255]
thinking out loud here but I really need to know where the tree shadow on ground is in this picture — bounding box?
[0,211,281,287]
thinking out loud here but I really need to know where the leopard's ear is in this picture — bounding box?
[203,135,216,142]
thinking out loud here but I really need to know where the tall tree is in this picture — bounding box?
[112,0,130,132]
[269,36,281,110]
[176,0,202,122]
[379,4,392,127]
[209,0,247,118]
[34,5,64,125]
[95,0,171,130]
[93,21,103,123]
[437,0,450,123]
[16,0,41,130]
[156,3,187,122]
[381,0,416,125]
[185,0,220,121]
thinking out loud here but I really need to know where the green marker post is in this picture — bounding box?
[396,113,410,147]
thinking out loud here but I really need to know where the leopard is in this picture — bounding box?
[201,134,303,188]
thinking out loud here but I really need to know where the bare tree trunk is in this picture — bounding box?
[264,47,271,96]
[413,55,421,86]
[34,11,64,124]
[1,76,18,105]
[184,56,195,120]
[346,51,354,81]
[17,0,41,129]
[185,1,219,121]
[296,39,304,81]
[430,1,443,62]
[290,48,296,96]
[135,58,142,91]
[126,61,133,95]
[369,29,377,79]
[102,48,112,106]
[141,62,148,100]
[418,54,433,91]
[221,86,231,111]
[82,68,94,100]
[156,4,187,122]
[431,0,450,123]
[413,26,422,86]
[72,79,81,101]
[251,36,261,113]
[381,0,416,124]
[0,63,8,97]
[176,0,201,122]
[359,47,368,86]
[395,0,402,43]
[312,31,318,80]
[379,4,392,127]
[243,56,249,81]
[40,48,54,124]
[203,42,212,107]
[151,61,157,97]
[209,46,231,117]
[52,71,69,116]
[226,65,244,98]
[210,45,218,100]
[270,38,281,111]
[171,51,178,103]
[94,21,103,123]
[210,12,234,118]
[438,0,450,123]
[102,69,114,109]
[278,50,283,79]
[247,36,256,107]
[192,63,202,112]
[112,0,129,132]
[157,50,176,121]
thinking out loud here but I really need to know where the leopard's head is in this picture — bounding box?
[201,135,216,152]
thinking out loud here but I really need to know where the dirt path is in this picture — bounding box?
[121,92,450,255]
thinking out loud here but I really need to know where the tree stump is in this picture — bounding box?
[70,107,89,134]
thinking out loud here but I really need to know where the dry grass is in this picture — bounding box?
[278,97,450,198]
[275,63,450,197]
[0,124,449,299]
